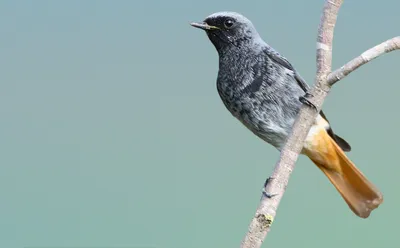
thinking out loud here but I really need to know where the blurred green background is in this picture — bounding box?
[1,1,399,248]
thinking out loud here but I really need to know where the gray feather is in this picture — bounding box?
[198,11,350,151]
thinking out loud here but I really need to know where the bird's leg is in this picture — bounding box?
[263,176,278,198]
[299,92,318,112]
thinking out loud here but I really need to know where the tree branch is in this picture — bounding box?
[240,1,396,247]
[328,36,400,85]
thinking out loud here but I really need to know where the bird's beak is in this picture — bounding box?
[190,22,220,31]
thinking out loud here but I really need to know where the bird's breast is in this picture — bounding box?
[216,74,304,149]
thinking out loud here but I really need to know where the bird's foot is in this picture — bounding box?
[264,176,274,188]
[299,92,318,112]
[263,177,278,198]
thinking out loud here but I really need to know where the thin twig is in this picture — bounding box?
[328,36,400,85]
[241,1,400,247]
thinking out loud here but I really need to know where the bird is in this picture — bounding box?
[190,11,383,218]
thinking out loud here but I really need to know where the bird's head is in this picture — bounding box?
[190,11,261,52]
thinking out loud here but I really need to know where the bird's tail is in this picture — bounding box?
[304,131,383,218]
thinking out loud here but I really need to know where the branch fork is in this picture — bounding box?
[240,1,399,248]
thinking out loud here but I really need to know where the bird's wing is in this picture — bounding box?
[267,49,310,92]
[266,49,351,152]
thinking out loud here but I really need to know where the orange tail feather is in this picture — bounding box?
[304,130,383,218]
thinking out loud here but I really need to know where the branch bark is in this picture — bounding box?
[328,36,400,85]
[240,1,400,248]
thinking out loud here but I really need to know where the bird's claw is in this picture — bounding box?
[263,192,279,198]
[263,177,278,198]
[264,176,274,188]
[299,92,318,112]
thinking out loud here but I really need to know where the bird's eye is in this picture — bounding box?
[224,19,235,28]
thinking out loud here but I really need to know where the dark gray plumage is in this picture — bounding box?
[191,11,350,151]
[190,11,386,219]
